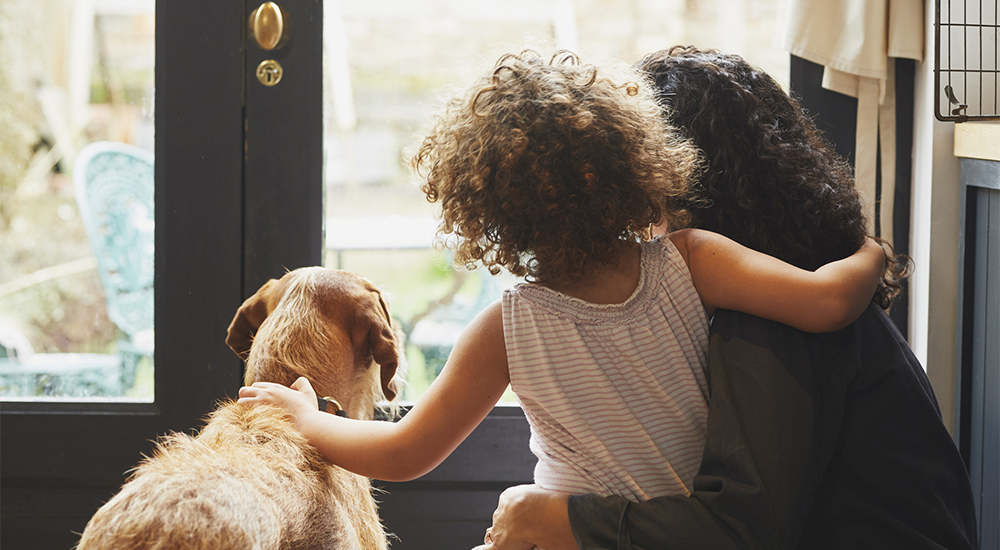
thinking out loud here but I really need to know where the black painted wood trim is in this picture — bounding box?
[243,0,325,295]
[375,406,535,550]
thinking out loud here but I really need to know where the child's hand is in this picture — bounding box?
[238,376,319,432]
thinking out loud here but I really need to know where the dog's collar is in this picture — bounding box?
[317,396,349,418]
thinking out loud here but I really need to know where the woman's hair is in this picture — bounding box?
[413,50,701,283]
[638,45,911,308]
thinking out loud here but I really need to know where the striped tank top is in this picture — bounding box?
[502,236,710,501]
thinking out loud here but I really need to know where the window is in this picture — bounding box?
[0,0,155,401]
[320,0,792,401]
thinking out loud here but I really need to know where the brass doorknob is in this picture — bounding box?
[249,2,292,51]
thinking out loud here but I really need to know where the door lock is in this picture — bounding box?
[256,59,284,86]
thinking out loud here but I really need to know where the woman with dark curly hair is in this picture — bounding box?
[644,45,909,308]
[480,47,977,550]
[239,49,881,511]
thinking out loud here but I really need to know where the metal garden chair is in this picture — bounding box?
[72,141,155,395]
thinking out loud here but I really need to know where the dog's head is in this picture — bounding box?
[226,268,404,418]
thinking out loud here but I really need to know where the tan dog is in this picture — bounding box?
[77,267,403,550]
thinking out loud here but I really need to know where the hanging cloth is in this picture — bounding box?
[785,0,924,244]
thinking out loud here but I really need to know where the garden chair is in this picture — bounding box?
[72,141,155,394]
[0,141,153,398]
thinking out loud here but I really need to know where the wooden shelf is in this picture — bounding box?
[954,121,1000,162]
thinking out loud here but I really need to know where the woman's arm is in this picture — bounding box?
[237,300,510,482]
[669,229,883,333]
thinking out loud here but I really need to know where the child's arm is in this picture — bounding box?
[669,229,883,333]
[237,300,510,482]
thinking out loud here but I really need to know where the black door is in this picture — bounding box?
[239,1,535,546]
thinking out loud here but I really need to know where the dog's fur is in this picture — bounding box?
[77,268,404,550]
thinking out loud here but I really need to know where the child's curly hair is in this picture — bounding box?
[639,45,912,309]
[413,50,700,283]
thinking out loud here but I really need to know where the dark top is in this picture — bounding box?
[568,305,979,550]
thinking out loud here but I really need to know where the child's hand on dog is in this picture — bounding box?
[239,377,319,432]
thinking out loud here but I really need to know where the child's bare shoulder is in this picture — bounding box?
[666,228,701,263]
[668,228,733,255]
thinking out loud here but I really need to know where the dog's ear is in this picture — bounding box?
[226,278,279,360]
[368,290,401,401]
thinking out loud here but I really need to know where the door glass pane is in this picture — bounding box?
[321,0,789,401]
[0,0,155,401]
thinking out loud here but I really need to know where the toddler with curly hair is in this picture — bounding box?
[479,48,975,550]
[239,50,883,506]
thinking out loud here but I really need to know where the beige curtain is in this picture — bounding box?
[785,0,924,244]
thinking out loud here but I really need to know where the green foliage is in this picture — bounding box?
[401,343,431,401]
